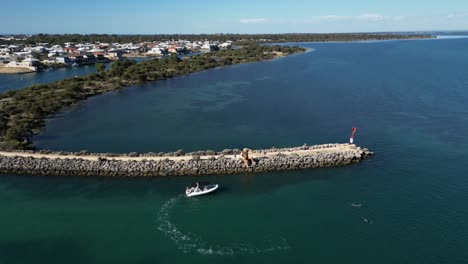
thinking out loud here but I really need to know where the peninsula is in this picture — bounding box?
[0,41,375,177]
[0,44,305,150]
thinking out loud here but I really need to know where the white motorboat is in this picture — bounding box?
[186,184,218,197]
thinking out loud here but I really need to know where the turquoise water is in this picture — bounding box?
[2,38,468,263]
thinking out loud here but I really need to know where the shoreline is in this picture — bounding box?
[0,66,35,74]
[0,45,306,150]
[0,143,373,177]
[270,36,437,46]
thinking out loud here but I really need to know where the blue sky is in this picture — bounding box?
[4,0,468,34]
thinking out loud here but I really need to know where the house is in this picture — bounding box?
[68,53,84,64]
[201,43,219,51]
[5,57,40,71]
[48,50,66,57]
[147,47,168,56]
[22,57,40,67]
[56,56,73,65]
[220,41,232,49]
[51,45,63,50]
[8,45,22,52]
[190,42,201,51]
[83,54,96,63]
[88,48,104,53]
[169,46,190,55]
[13,51,32,59]
[0,55,10,63]
[42,58,58,64]
[98,43,110,49]
[168,47,179,54]
[95,53,107,62]
[106,49,124,60]
[64,47,78,53]
[30,46,47,53]
[125,44,147,54]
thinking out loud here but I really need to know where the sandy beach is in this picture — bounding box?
[0,66,35,74]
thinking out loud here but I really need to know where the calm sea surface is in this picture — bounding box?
[2,38,468,263]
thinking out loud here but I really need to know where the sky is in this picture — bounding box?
[3,0,468,34]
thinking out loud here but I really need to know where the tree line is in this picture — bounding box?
[0,33,433,45]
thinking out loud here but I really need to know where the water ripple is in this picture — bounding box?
[156,196,291,256]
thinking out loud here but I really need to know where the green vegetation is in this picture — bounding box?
[0,33,433,45]
[0,44,305,150]
[96,63,106,76]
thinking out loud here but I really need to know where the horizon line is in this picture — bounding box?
[1,29,468,36]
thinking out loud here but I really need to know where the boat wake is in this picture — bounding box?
[157,196,291,256]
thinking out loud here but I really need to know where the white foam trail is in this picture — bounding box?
[157,196,291,256]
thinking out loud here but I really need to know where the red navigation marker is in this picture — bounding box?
[350,127,357,144]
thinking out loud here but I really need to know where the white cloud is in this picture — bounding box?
[357,13,404,22]
[318,15,348,21]
[358,13,385,21]
[239,18,269,24]
[447,12,468,19]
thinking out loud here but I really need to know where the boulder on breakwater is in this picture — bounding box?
[0,143,373,177]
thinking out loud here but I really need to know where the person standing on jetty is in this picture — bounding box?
[240,148,255,168]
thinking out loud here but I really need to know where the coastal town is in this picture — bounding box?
[0,35,232,73]
[0,32,433,74]
[1,0,467,262]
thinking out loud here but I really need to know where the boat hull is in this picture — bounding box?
[186,184,218,197]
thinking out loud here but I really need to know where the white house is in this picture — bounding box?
[106,49,124,60]
[56,56,73,65]
[220,41,232,49]
[13,51,32,59]
[6,57,40,71]
[147,47,168,56]
[0,55,10,63]
[201,43,219,51]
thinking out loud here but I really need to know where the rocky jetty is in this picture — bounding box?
[0,143,373,177]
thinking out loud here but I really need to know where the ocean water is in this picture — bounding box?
[2,38,468,263]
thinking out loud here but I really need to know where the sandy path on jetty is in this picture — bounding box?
[0,144,355,162]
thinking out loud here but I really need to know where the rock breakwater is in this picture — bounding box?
[0,143,373,177]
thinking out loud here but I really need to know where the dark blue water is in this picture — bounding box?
[0,64,102,93]
[2,38,468,263]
